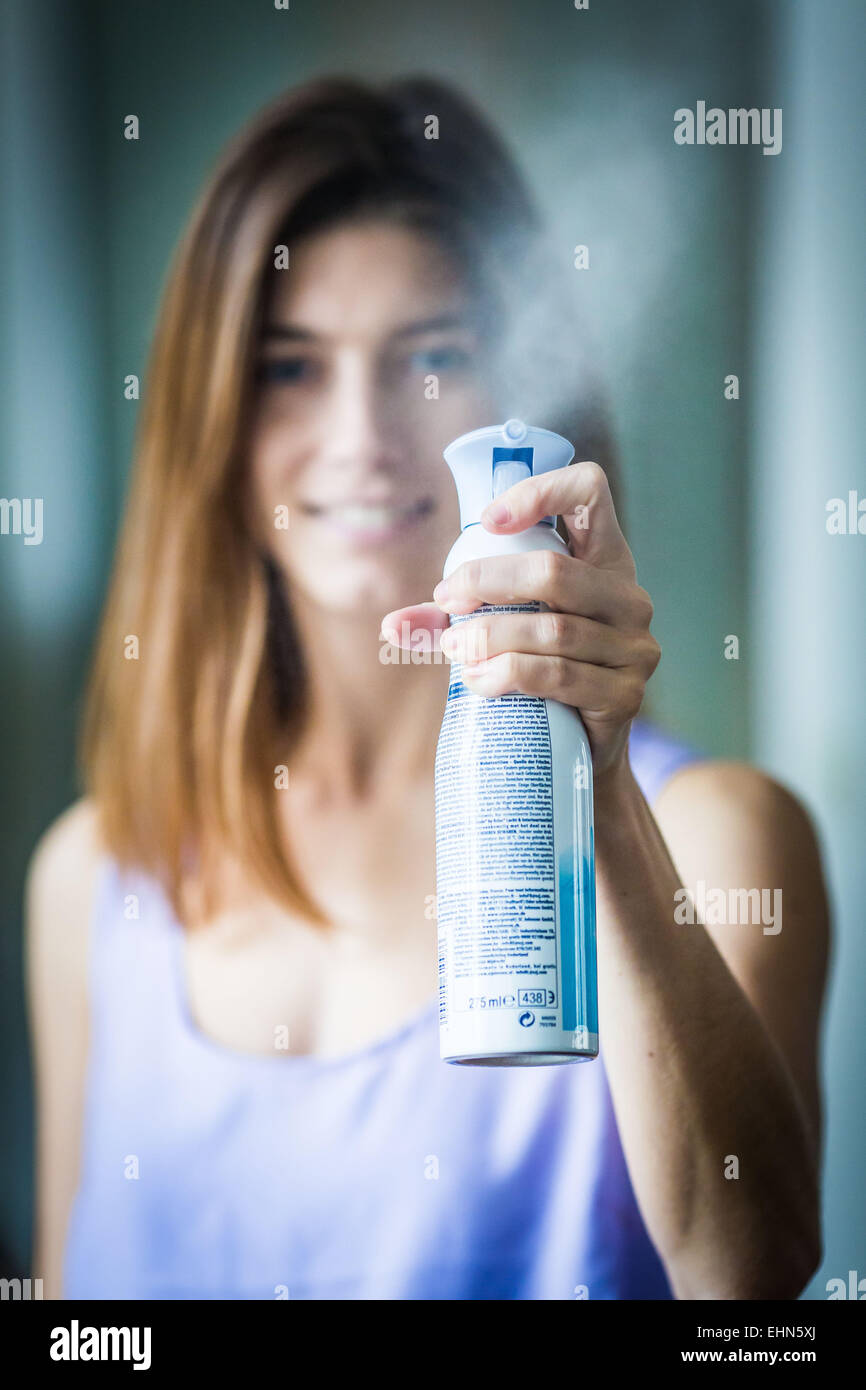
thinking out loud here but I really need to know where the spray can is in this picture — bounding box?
[435,419,598,1065]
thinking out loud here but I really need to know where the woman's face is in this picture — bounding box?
[246,218,499,616]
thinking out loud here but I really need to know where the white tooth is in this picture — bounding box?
[333,505,404,526]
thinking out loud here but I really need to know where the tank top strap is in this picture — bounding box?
[87,853,182,1056]
[628,716,708,805]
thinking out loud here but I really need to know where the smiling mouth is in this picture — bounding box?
[300,496,434,539]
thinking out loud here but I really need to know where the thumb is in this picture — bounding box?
[380,601,449,650]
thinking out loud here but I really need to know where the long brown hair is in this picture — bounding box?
[80,74,620,926]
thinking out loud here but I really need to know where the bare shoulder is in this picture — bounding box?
[653,756,821,841]
[651,756,830,949]
[27,795,105,895]
[26,797,107,1296]
[25,794,107,1040]
[25,797,106,972]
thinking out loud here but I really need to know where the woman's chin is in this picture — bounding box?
[289,563,438,621]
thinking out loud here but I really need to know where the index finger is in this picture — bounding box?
[481,459,634,576]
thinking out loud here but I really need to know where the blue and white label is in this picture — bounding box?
[435,604,598,1065]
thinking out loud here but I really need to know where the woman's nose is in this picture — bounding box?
[320,356,397,474]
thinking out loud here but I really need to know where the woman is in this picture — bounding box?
[26,75,829,1300]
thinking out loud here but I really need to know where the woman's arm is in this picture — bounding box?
[592,756,827,1300]
[384,459,829,1299]
[25,799,101,1300]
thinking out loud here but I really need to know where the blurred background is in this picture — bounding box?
[1,0,863,1298]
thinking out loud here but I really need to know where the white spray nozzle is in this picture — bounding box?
[443,421,575,531]
[502,418,528,443]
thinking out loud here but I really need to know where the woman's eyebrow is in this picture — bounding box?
[260,324,315,343]
[259,313,476,344]
[392,313,472,338]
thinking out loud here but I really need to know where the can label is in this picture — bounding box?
[435,605,598,1065]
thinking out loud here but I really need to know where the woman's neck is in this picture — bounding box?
[286,595,449,801]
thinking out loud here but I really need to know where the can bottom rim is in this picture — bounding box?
[444,1050,598,1067]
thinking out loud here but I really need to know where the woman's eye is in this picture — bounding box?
[256,358,314,385]
[408,345,472,372]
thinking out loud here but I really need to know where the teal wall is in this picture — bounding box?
[1,0,862,1297]
[1,0,114,1276]
[750,0,866,1303]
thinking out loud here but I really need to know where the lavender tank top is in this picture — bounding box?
[62,717,704,1300]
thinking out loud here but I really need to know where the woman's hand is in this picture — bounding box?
[381,461,660,779]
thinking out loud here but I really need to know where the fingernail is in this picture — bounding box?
[482,501,511,526]
[433,581,449,604]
